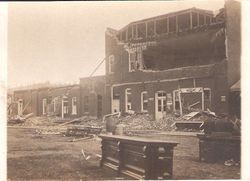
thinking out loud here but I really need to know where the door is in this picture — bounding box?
[112,99,120,113]
[18,99,23,116]
[155,91,167,120]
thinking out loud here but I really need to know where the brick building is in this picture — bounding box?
[12,75,106,119]
[13,84,81,118]
[11,0,241,120]
[104,1,241,120]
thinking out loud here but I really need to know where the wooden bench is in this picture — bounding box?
[99,134,178,180]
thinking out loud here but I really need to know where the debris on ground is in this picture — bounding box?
[70,135,94,142]
[112,113,178,135]
[65,126,102,137]
[224,159,240,167]
[8,113,34,125]
[81,149,91,161]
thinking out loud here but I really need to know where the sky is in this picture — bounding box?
[8,0,225,88]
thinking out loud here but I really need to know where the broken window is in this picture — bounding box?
[169,16,177,32]
[141,91,148,112]
[192,12,198,28]
[199,14,205,26]
[125,88,132,112]
[108,55,114,74]
[178,13,190,31]
[72,97,77,115]
[137,23,146,39]
[147,21,155,37]
[129,50,143,72]
[42,98,47,115]
[84,96,89,112]
[156,18,168,35]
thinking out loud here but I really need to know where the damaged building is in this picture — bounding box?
[10,0,240,121]
[105,0,241,120]
[11,76,106,119]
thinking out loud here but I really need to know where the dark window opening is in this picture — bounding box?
[156,18,168,35]
[169,16,177,32]
[178,13,190,31]
[137,23,146,39]
[192,12,198,28]
[147,21,155,37]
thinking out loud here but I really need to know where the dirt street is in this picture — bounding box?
[7,127,240,180]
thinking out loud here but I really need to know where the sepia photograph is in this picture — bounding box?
[1,0,246,180]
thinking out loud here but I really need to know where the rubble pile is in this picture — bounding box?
[20,116,57,127]
[117,113,178,133]
[77,116,104,127]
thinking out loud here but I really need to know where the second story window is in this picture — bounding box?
[108,55,114,74]
[129,50,143,72]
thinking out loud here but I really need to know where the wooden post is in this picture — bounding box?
[201,89,204,111]
[178,90,183,116]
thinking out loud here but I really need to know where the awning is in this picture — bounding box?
[230,80,240,92]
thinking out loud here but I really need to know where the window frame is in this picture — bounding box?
[141,91,148,112]
[71,97,77,115]
[42,98,47,115]
[125,88,132,112]
[108,55,115,74]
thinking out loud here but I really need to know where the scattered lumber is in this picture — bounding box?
[70,135,94,142]
[81,149,91,160]
[59,119,79,126]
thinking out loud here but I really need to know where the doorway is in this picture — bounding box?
[155,91,167,120]
[17,99,23,116]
